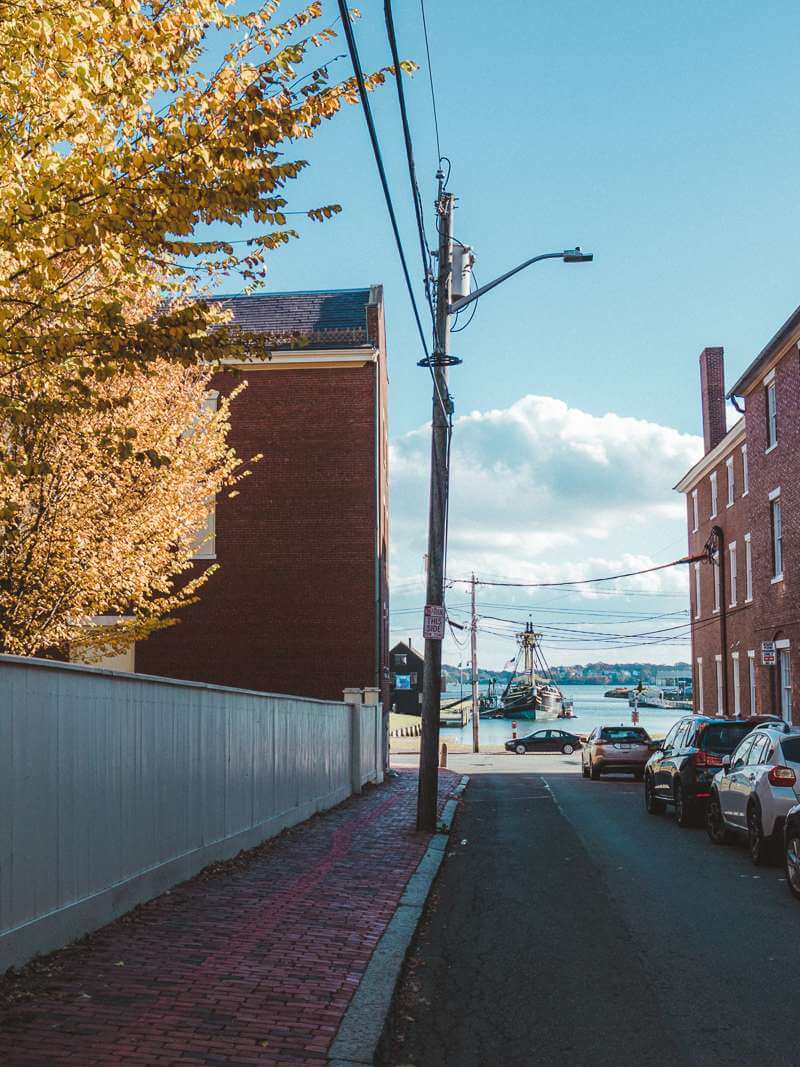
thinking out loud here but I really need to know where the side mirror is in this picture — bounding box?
[722,754,731,775]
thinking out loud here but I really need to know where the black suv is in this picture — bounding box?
[644,715,772,826]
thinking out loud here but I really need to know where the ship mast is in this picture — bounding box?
[520,621,542,687]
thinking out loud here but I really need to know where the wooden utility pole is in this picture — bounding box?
[471,572,479,752]
[416,180,454,832]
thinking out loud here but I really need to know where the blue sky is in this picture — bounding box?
[210,1,800,667]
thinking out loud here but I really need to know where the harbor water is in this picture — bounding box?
[439,683,686,744]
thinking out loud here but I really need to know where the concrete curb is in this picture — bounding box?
[327,774,470,1067]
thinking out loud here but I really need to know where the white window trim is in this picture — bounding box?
[709,471,718,518]
[712,554,720,614]
[190,390,219,561]
[770,489,783,583]
[766,378,778,452]
[691,489,699,533]
[726,456,735,507]
[715,654,724,716]
[694,561,702,620]
[728,541,737,607]
[741,444,749,496]
[748,649,756,716]
[776,639,791,650]
[696,656,704,714]
[744,532,753,603]
[764,368,776,385]
[732,652,741,717]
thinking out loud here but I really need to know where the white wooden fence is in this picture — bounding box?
[0,655,382,970]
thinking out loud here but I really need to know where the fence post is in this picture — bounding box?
[363,687,382,784]
[344,688,363,795]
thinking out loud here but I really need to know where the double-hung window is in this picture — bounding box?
[748,650,756,715]
[715,655,724,715]
[744,533,753,602]
[732,652,741,716]
[712,550,720,613]
[766,377,778,450]
[710,471,718,518]
[694,562,702,620]
[696,657,704,713]
[729,542,737,606]
[741,445,749,495]
[770,488,783,581]
[726,456,735,507]
[691,489,699,533]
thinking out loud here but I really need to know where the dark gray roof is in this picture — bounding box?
[728,301,800,397]
[210,288,372,350]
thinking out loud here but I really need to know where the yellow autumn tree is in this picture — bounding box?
[0,0,400,422]
[0,360,248,656]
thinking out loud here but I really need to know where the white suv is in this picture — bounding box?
[706,724,800,864]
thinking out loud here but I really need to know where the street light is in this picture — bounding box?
[448,246,594,314]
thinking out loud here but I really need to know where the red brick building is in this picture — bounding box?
[677,305,800,723]
[135,286,390,704]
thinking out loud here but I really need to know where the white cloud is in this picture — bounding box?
[389,394,703,666]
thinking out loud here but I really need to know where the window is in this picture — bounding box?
[394,653,408,666]
[715,655,724,715]
[748,734,770,765]
[691,489,699,533]
[779,647,792,723]
[696,658,704,713]
[732,735,755,771]
[748,650,756,715]
[694,562,702,619]
[732,652,741,716]
[713,551,720,614]
[744,533,753,602]
[729,542,737,606]
[726,456,735,507]
[766,378,778,449]
[710,471,718,517]
[770,490,783,580]
[742,445,749,495]
[190,391,219,560]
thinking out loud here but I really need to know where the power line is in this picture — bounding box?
[336,0,432,361]
[418,0,441,163]
[384,0,435,323]
[449,555,702,589]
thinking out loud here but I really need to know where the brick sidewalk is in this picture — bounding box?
[0,768,457,1067]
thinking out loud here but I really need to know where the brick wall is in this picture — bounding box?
[137,363,382,701]
[682,328,800,722]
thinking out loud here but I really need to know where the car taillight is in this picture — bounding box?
[768,765,797,786]
[692,751,723,767]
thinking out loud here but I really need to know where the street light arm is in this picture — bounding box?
[448,249,592,314]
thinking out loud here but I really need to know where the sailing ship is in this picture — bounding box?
[490,622,571,720]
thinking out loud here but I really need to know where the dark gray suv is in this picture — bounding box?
[644,715,770,826]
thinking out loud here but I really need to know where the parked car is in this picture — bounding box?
[706,724,800,863]
[644,715,768,826]
[581,725,654,780]
[505,728,582,755]
[783,803,800,900]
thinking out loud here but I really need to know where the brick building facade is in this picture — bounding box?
[676,305,800,723]
[135,286,390,704]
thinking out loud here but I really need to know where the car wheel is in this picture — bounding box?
[515,743,527,755]
[644,774,665,815]
[581,761,590,778]
[785,834,800,900]
[674,781,694,827]
[590,762,601,780]
[706,792,731,845]
[747,803,772,865]
[562,744,574,755]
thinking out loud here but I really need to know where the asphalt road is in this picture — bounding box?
[379,751,800,1067]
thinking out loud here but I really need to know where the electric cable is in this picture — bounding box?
[449,554,705,589]
[384,0,435,321]
[336,0,432,362]
[418,0,442,163]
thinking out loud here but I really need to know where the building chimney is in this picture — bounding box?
[699,346,726,453]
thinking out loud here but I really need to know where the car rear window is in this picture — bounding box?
[780,737,800,763]
[600,727,650,742]
[699,723,753,754]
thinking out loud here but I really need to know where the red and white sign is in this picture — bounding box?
[423,604,446,641]
[762,641,777,666]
